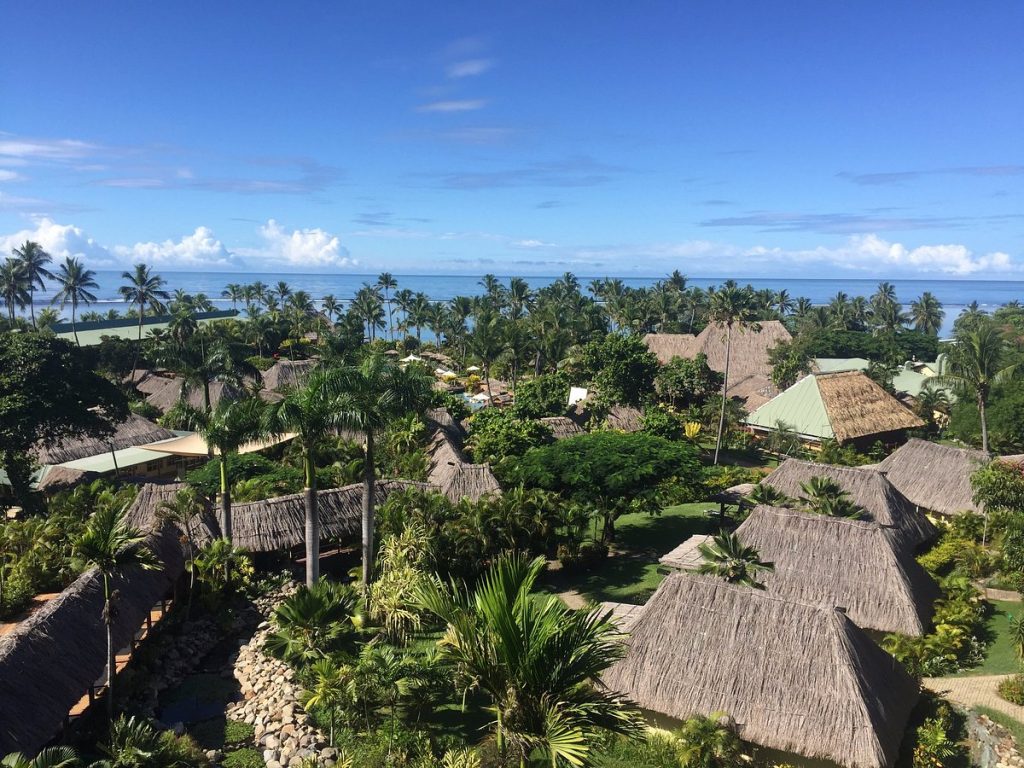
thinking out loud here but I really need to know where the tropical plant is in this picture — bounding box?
[706,286,760,464]
[0,258,29,326]
[910,292,945,336]
[328,353,433,586]
[416,553,645,768]
[938,319,1018,452]
[119,263,170,382]
[73,505,159,721]
[157,487,207,620]
[695,532,772,591]
[265,579,362,665]
[674,714,745,768]
[0,748,79,768]
[49,256,99,345]
[301,658,350,746]
[797,476,866,519]
[11,241,54,329]
[368,523,430,644]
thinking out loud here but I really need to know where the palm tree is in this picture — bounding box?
[175,397,264,541]
[321,294,342,321]
[157,487,206,620]
[910,292,945,336]
[773,289,794,317]
[377,272,398,340]
[119,264,169,383]
[938,319,1018,452]
[469,308,505,400]
[0,747,79,768]
[263,370,349,585]
[221,282,244,311]
[707,286,760,464]
[330,354,432,586]
[675,714,744,768]
[416,553,644,767]
[502,319,534,393]
[696,532,774,589]
[301,658,349,746]
[407,293,431,343]
[73,505,158,722]
[0,258,29,325]
[506,277,534,321]
[275,280,292,305]
[798,476,865,518]
[51,256,99,345]
[12,241,53,328]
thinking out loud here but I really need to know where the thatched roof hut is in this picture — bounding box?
[142,376,248,414]
[735,505,939,635]
[644,321,792,407]
[745,371,925,445]
[761,459,936,550]
[261,359,317,391]
[875,438,988,516]
[539,416,585,440]
[34,413,177,465]
[0,523,184,755]
[194,480,428,551]
[659,534,711,570]
[426,428,501,502]
[603,573,918,768]
[605,405,643,433]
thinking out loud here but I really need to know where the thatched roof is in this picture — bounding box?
[34,465,96,493]
[710,482,756,506]
[34,413,176,465]
[746,371,925,444]
[539,416,585,440]
[603,573,918,768]
[261,359,317,391]
[144,378,248,414]
[876,438,988,516]
[735,505,939,635]
[196,480,429,551]
[426,428,501,502]
[659,534,711,570]
[605,405,643,433]
[761,459,937,550]
[0,523,184,756]
[644,321,792,406]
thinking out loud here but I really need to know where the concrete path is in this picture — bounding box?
[924,674,1024,722]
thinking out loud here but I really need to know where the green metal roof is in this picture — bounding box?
[54,314,238,346]
[744,374,834,440]
[813,357,870,373]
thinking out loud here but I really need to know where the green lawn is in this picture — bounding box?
[538,502,719,606]
[959,599,1023,677]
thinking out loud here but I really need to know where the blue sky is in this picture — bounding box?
[1,1,1022,277]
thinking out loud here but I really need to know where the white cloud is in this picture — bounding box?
[514,239,557,248]
[114,227,241,268]
[417,99,487,113]
[255,219,354,268]
[0,135,98,161]
[0,169,22,182]
[446,58,493,78]
[0,217,113,265]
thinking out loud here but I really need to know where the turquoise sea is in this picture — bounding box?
[29,272,1024,338]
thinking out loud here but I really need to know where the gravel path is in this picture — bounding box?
[924,674,1024,722]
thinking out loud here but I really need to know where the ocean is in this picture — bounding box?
[27,272,1024,338]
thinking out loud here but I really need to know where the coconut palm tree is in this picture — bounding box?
[0,747,79,768]
[12,241,53,328]
[262,369,349,585]
[157,487,207,620]
[939,319,1018,452]
[0,258,29,325]
[377,272,398,340]
[321,294,342,322]
[51,256,98,345]
[221,282,244,311]
[910,292,945,336]
[416,553,644,767]
[406,293,431,343]
[502,319,534,393]
[73,505,158,722]
[330,354,432,586]
[173,397,264,542]
[469,308,506,400]
[506,276,534,321]
[707,286,760,464]
[119,264,169,383]
[696,532,774,589]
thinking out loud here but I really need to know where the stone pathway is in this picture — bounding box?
[924,674,1024,722]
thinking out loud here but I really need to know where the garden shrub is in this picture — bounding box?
[510,371,572,419]
[466,408,553,466]
[999,674,1024,705]
[221,747,263,768]
[224,718,254,746]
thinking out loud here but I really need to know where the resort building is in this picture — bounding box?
[643,320,792,409]
[874,438,988,517]
[602,573,918,768]
[744,371,925,448]
[760,459,936,550]
[812,357,952,403]
[660,505,940,635]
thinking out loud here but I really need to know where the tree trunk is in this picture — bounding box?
[131,302,144,385]
[219,454,232,541]
[534,349,542,377]
[72,300,79,346]
[979,393,989,454]
[29,288,36,329]
[303,455,319,586]
[713,324,732,466]
[361,431,376,588]
[104,574,116,724]
[2,450,33,512]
